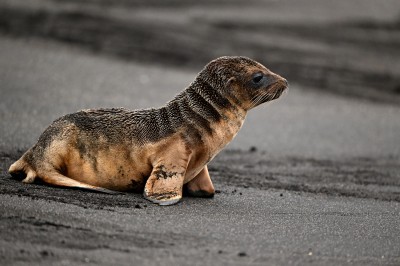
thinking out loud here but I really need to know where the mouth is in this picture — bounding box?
[264,81,288,99]
[270,82,288,100]
[249,79,288,108]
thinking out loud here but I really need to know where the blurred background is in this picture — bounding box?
[2,0,400,101]
[1,0,400,158]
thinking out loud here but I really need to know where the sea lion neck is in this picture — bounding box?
[167,74,246,120]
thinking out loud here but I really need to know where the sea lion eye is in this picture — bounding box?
[252,73,263,84]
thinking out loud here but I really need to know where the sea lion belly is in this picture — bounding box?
[64,143,152,192]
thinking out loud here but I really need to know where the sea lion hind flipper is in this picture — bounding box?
[38,171,122,195]
[8,159,25,176]
[9,159,37,183]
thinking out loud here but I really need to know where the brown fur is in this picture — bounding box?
[9,56,288,205]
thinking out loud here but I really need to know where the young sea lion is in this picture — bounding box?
[9,56,288,205]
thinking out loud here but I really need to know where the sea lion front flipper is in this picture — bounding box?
[143,162,187,206]
[184,166,215,198]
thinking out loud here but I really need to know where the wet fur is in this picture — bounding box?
[9,56,288,205]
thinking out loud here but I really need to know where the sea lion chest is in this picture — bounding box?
[177,112,245,183]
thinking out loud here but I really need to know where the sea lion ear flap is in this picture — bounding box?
[225,77,236,89]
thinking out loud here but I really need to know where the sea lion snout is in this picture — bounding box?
[269,76,288,99]
[245,69,288,109]
[267,72,288,87]
[280,78,289,88]
[270,76,288,92]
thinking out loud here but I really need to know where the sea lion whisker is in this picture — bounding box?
[252,91,274,107]
[251,94,264,108]
[252,91,269,105]
[252,95,264,108]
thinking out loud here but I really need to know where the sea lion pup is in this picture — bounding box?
[9,56,288,205]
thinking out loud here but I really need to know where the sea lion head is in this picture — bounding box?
[198,56,288,111]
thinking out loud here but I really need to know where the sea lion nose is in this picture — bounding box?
[270,73,288,87]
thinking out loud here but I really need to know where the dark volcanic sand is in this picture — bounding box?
[1,150,400,265]
[2,150,399,211]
